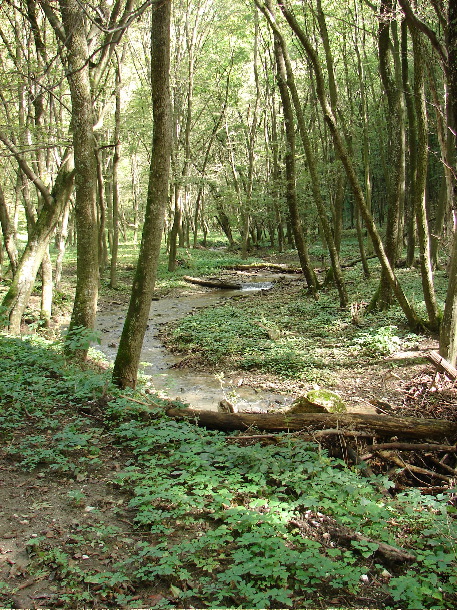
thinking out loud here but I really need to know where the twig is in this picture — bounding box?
[311,428,374,438]
[370,442,456,452]
[120,394,163,409]
[425,454,457,476]
[378,451,452,483]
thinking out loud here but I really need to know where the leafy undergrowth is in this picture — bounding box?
[1,334,456,609]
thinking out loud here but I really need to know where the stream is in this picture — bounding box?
[93,274,295,412]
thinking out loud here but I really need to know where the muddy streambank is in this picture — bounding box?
[94,273,295,412]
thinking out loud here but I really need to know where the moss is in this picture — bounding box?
[305,389,347,413]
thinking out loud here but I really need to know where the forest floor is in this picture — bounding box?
[1,245,457,609]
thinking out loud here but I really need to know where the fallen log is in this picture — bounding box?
[368,442,456,452]
[164,408,457,441]
[427,350,457,380]
[225,262,302,273]
[183,275,242,289]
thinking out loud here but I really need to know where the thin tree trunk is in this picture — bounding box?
[168,186,182,272]
[96,146,108,275]
[408,24,439,328]
[55,198,71,290]
[439,0,457,364]
[402,20,417,268]
[1,153,74,333]
[110,62,121,289]
[375,0,406,310]
[278,0,421,330]
[0,182,19,274]
[271,12,318,292]
[40,247,53,327]
[113,0,172,388]
[259,0,345,304]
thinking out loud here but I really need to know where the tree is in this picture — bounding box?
[258,0,347,306]
[113,0,172,388]
[276,0,422,330]
[439,0,457,364]
[55,0,99,358]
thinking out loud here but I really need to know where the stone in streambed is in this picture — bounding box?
[286,390,346,414]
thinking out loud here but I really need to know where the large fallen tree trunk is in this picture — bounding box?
[183,275,242,289]
[164,408,457,441]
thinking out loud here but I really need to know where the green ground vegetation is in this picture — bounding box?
[166,244,447,383]
[0,329,456,608]
[0,236,456,608]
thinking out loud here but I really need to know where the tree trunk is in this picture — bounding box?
[55,199,71,290]
[40,247,53,327]
[110,62,121,289]
[270,10,317,292]
[112,0,172,388]
[1,152,74,333]
[409,25,439,328]
[439,0,457,365]
[259,0,346,306]
[376,1,406,310]
[0,182,19,274]
[165,407,457,440]
[168,186,182,272]
[402,20,417,268]
[60,0,100,360]
[278,0,421,330]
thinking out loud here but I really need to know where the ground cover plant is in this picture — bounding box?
[164,251,448,392]
[0,325,456,609]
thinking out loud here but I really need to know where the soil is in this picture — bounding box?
[1,264,456,608]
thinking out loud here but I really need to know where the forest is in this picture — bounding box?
[1,0,457,608]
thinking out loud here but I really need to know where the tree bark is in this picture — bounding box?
[440,0,457,365]
[113,0,172,388]
[183,276,242,289]
[259,0,347,306]
[269,6,318,293]
[165,407,457,440]
[1,150,74,334]
[0,182,19,274]
[375,0,406,310]
[277,0,421,330]
[59,0,100,360]
[110,61,121,289]
[408,24,439,328]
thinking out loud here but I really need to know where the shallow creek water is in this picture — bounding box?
[93,275,294,412]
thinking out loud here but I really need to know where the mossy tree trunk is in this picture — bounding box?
[58,0,99,360]
[113,0,172,388]
[440,0,457,364]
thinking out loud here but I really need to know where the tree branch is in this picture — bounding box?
[397,0,447,68]
[0,130,53,209]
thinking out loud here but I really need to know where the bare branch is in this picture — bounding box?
[0,129,53,208]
